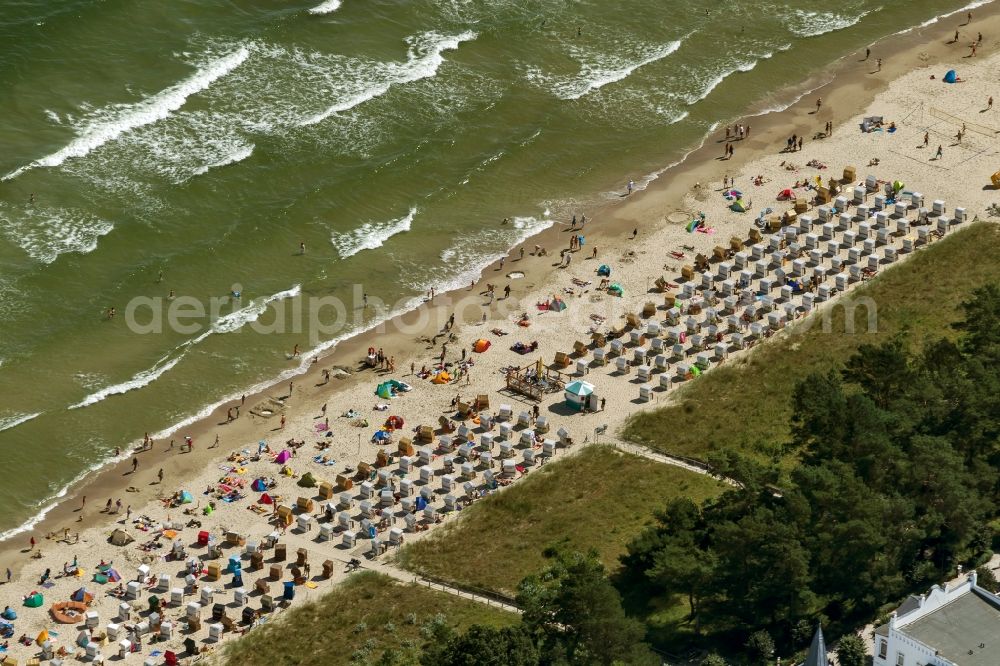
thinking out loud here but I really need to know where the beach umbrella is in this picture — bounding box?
[259,493,273,504]
[375,382,394,399]
[251,478,267,492]
[473,339,491,352]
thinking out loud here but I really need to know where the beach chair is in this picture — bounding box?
[625,313,641,329]
[318,481,333,500]
[398,438,414,457]
[417,425,434,443]
[476,394,490,409]
[553,352,571,368]
[842,166,856,183]
[573,340,588,356]
[335,474,353,491]
[295,497,314,513]
[694,254,709,271]
[592,348,607,365]
[456,401,472,417]
[681,265,694,281]
[713,245,728,261]
[591,332,607,348]
[642,301,657,318]
[748,228,763,244]
[615,357,630,374]
[654,276,669,292]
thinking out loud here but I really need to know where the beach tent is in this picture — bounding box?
[258,493,273,504]
[597,264,611,277]
[431,371,451,384]
[386,415,404,429]
[608,283,624,297]
[1,608,15,620]
[71,587,92,603]
[730,199,749,212]
[547,297,568,312]
[564,380,595,411]
[251,478,267,492]
[777,188,795,200]
[106,568,122,582]
[283,581,295,601]
[109,529,134,547]
[375,382,395,399]
[473,339,491,353]
[372,430,391,443]
[23,592,43,608]
[36,629,49,646]
[275,449,292,464]
[944,69,957,83]
[179,490,193,504]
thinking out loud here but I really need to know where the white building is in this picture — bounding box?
[873,571,1000,666]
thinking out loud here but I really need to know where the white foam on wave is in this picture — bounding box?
[308,0,342,14]
[206,285,302,336]
[331,207,416,258]
[70,285,301,410]
[0,443,132,543]
[683,51,779,106]
[189,141,254,178]
[69,355,183,409]
[556,38,685,100]
[301,31,477,126]
[432,214,553,290]
[3,45,251,181]
[0,412,42,433]
[787,7,879,38]
[917,0,992,28]
[0,204,114,264]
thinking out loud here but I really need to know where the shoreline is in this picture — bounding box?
[3,0,999,567]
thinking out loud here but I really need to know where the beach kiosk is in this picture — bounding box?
[564,380,595,412]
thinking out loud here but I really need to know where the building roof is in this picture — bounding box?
[899,589,1000,666]
[802,624,827,666]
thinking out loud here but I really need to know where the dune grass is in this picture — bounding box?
[397,445,727,597]
[218,571,518,666]
[622,222,1000,463]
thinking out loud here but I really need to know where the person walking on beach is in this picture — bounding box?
[29,536,35,550]
[280,415,286,429]
[157,468,163,483]
[815,97,822,113]
[876,58,882,71]
[132,457,138,473]
[798,136,804,151]
[988,96,994,109]
[6,568,11,583]
[627,179,634,195]
[934,144,943,159]
[865,47,870,60]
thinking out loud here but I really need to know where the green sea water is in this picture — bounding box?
[0,0,987,536]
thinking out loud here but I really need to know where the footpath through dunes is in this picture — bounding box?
[214,570,518,666]
[396,446,727,597]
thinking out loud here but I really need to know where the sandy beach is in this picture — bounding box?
[3,6,1000,663]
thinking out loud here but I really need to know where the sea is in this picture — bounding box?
[0,0,989,538]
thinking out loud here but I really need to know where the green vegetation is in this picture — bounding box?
[398,445,726,595]
[619,283,1000,655]
[219,571,517,666]
[623,223,1000,463]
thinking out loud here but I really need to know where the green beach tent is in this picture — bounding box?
[23,592,43,608]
